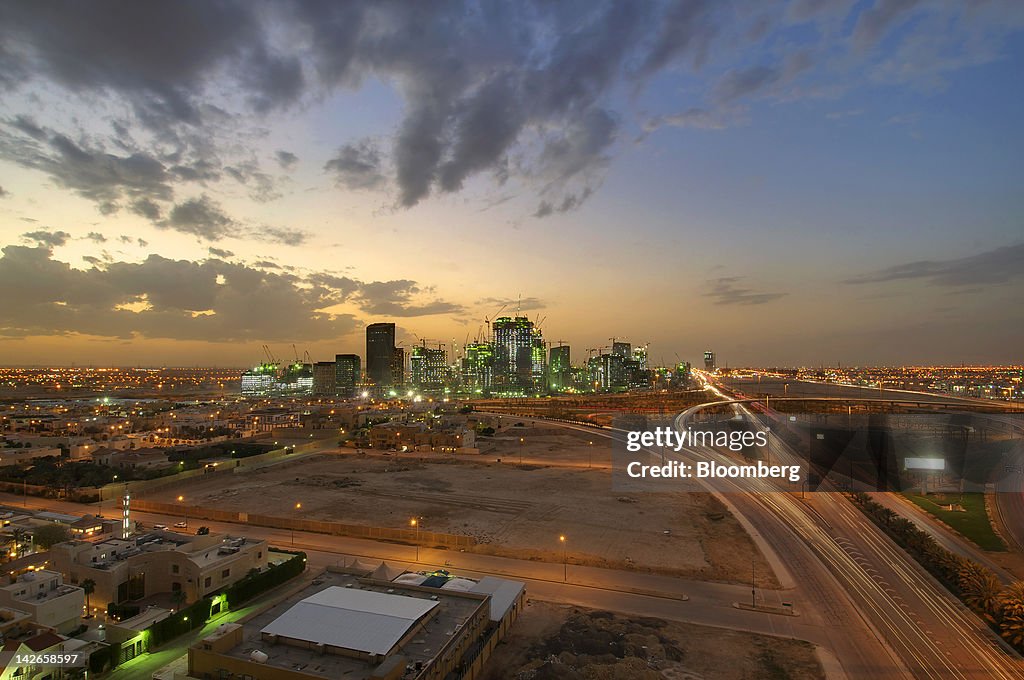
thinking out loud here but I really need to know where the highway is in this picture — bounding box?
[486,381,1024,678]
[681,377,1023,679]
[480,412,914,678]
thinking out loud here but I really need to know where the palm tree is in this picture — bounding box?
[957,562,1002,617]
[171,589,187,611]
[81,579,96,616]
[997,582,1024,648]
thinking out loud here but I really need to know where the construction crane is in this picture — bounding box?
[412,333,438,348]
[262,345,277,364]
[483,303,508,342]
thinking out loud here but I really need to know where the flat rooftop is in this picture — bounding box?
[221,570,484,679]
[82,533,262,569]
[261,586,438,656]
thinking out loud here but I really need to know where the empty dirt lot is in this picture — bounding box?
[481,601,824,680]
[147,425,775,585]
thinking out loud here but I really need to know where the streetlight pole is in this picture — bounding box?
[177,495,187,529]
[411,517,420,561]
[292,502,301,546]
[559,535,567,582]
[751,555,756,607]
[519,437,524,466]
[588,441,593,469]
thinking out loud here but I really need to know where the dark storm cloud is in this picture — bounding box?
[845,244,1024,287]
[252,226,309,247]
[533,187,594,219]
[306,273,360,300]
[10,116,46,140]
[355,280,464,317]
[0,1,291,129]
[0,123,175,209]
[0,247,459,340]
[324,141,386,190]
[85,232,107,243]
[130,198,162,221]
[118,236,148,248]
[1,0,1012,217]
[275,150,298,169]
[704,277,786,305]
[21,230,71,247]
[160,195,235,241]
[207,247,234,259]
[0,186,7,198]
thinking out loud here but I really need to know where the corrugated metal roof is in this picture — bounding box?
[260,586,438,656]
[469,576,524,622]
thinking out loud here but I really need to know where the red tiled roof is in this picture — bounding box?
[24,631,64,652]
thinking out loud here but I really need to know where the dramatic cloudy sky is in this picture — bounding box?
[1,0,1022,367]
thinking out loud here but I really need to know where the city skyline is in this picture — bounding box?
[1,1,1023,367]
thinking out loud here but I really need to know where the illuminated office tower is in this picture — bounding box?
[390,346,405,390]
[334,354,360,398]
[704,350,716,371]
[492,316,536,395]
[631,345,648,370]
[602,352,627,391]
[280,361,313,395]
[461,342,494,394]
[673,361,692,387]
[366,323,396,390]
[531,337,547,392]
[411,345,446,393]
[240,363,277,396]
[312,361,336,397]
[549,344,571,392]
[612,341,631,358]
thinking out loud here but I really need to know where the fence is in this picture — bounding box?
[128,499,476,550]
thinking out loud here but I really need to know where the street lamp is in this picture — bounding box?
[559,534,567,582]
[519,437,524,466]
[588,441,593,469]
[177,495,187,529]
[292,502,301,546]
[410,517,421,561]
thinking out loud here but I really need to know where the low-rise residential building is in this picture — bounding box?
[50,532,268,608]
[368,423,475,452]
[88,448,172,470]
[0,570,84,635]
[0,447,61,466]
[0,630,74,680]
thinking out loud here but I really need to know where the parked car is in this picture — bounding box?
[153,524,167,530]
[196,526,210,535]
[174,521,187,528]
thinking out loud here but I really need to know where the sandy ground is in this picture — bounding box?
[481,601,824,680]
[147,426,776,585]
